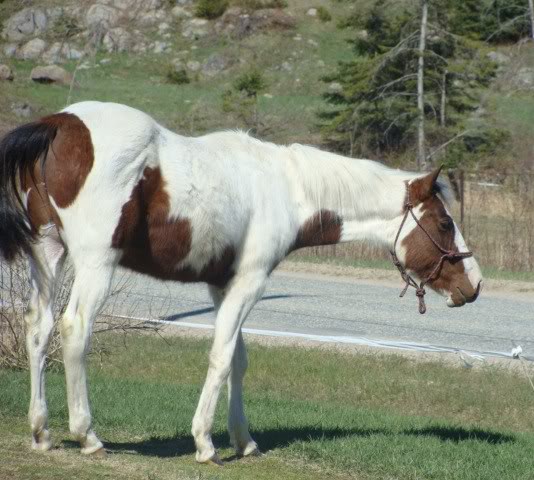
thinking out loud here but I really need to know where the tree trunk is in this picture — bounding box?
[417,0,428,170]
[528,0,534,40]
[440,69,447,128]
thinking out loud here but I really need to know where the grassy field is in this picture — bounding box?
[1,334,534,479]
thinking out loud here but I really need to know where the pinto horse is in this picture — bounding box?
[0,101,482,464]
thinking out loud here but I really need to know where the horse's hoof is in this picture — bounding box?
[32,431,52,451]
[198,453,224,466]
[90,447,107,458]
[81,445,107,457]
[239,446,262,458]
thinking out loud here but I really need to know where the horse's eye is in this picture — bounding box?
[439,216,454,231]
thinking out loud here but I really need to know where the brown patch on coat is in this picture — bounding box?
[19,112,93,234]
[22,161,63,232]
[112,167,235,287]
[293,210,342,250]
[40,112,94,209]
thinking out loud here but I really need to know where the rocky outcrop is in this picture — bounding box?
[215,8,296,38]
[16,38,47,60]
[2,8,49,42]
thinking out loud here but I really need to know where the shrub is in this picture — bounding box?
[195,0,229,19]
[166,66,190,85]
[317,6,332,22]
[234,69,266,97]
[234,0,287,9]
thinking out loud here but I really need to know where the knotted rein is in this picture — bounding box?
[390,201,473,314]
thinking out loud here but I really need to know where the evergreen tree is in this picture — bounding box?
[319,0,500,168]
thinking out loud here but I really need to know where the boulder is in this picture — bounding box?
[11,102,33,118]
[103,27,132,52]
[0,64,14,81]
[85,4,120,29]
[172,6,192,19]
[215,8,296,38]
[2,8,48,42]
[202,53,230,77]
[17,38,47,60]
[307,8,317,16]
[182,18,209,39]
[3,44,18,58]
[152,41,170,53]
[30,65,73,85]
[487,51,510,65]
[186,60,201,72]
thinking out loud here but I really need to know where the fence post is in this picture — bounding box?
[460,169,465,231]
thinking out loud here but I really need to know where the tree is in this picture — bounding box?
[319,0,500,170]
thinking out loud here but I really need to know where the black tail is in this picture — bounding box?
[0,119,59,261]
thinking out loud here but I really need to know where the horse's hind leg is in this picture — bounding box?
[60,253,116,455]
[25,234,66,451]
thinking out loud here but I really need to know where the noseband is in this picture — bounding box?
[390,201,473,314]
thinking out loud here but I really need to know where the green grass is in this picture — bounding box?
[1,334,534,479]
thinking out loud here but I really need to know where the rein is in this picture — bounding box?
[390,201,473,314]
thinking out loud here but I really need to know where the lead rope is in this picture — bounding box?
[390,201,473,315]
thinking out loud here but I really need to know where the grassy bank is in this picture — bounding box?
[1,334,534,479]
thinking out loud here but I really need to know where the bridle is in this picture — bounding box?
[390,200,473,314]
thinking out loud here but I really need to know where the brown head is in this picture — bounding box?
[396,168,483,308]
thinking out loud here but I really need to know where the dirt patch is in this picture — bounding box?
[278,260,534,299]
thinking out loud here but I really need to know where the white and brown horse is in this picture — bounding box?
[0,101,482,464]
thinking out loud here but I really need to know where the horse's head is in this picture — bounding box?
[395,168,482,308]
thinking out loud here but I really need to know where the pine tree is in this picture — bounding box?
[319,0,500,169]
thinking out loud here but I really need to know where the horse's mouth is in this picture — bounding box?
[446,288,467,308]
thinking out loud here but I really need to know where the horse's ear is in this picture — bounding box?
[409,166,443,204]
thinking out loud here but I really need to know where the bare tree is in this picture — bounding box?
[417,0,428,170]
[528,0,534,40]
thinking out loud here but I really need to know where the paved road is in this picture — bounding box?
[105,269,534,358]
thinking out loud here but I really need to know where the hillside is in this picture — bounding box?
[0,0,533,173]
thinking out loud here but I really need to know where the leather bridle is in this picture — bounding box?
[390,201,473,314]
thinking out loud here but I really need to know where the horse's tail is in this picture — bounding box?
[0,119,59,261]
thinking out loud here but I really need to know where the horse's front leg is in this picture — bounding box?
[208,287,258,458]
[60,259,115,455]
[193,271,267,464]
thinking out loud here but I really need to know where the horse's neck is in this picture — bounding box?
[287,145,409,248]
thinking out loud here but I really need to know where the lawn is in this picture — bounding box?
[1,334,534,479]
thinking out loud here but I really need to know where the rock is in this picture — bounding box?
[307,8,317,16]
[30,65,72,85]
[487,51,510,65]
[280,61,292,72]
[202,53,229,77]
[137,9,166,26]
[186,60,201,72]
[328,82,342,93]
[41,42,62,64]
[152,41,170,53]
[316,59,325,67]
[2,8,48,42]
[11,102,33,118]
[103,27,132,52]
[515,67,534,89]
[3,44,18,58]
[17,38,47,60]
[0,64,14,81]
[307,39,318,47]
[182,18,209,39]
[172,6,192,18]
[85,4,120,29]
[158,22,170,32]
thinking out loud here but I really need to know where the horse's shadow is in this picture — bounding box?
[79,425,514,459]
